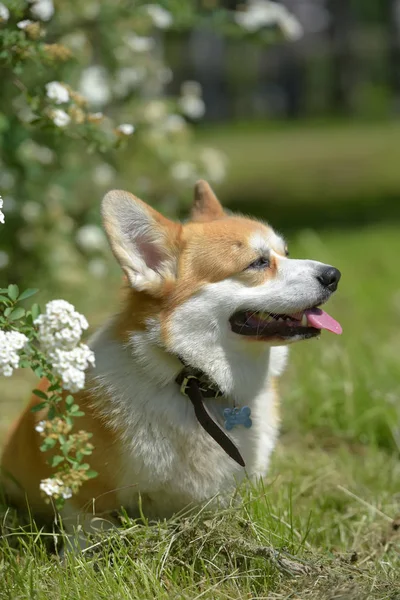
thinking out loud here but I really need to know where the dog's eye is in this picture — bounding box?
[247,256,270,270]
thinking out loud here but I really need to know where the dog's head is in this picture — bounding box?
[102,181,341,373]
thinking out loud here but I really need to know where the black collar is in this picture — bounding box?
[175,364,245,468]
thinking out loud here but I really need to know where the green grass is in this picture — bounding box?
[1,222,400,599]
[196,120,400,231]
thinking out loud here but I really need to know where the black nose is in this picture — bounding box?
[317,266,341,292]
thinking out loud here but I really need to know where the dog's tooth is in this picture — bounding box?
[301,314,308,327]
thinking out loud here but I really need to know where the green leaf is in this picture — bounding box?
[7,284,19,301]
[0,295,10,303]
[48,405,56,420]
[33,389,48,400]
[40,437,56,451]
[72,411,85,417]
[4,307,12,317]
[80,463,90,470]
[8,307,25,321]
[65,395,74,406]
[50,455,64,467]
[31,304,41,320]
[18,288,39,301]
[86,470,98,479]
[48,383,61,392]
[31,402,47,413]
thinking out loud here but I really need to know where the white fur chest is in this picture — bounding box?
[88,324,287,519]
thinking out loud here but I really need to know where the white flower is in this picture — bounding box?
[143,100,167,122]
[88,258,107,279]
[0,3,9,21]
[200,148,227,184]
[235,0,303,40]
[45,81,70,104]
[76,224,106,252]
[170,161,197,182]
[114,66,145,97]
[0,251,9,269]
[117,123,135,135]
[179,95,205,120]
[162,114,186,134]
[0,196,4,224]
[35,300,89,353]
[21,201,42,223]
[0,331,28,377]
[40,477,72,499]
[17,20,34,29]
[35,420,46,433]
[51,109,71,127]
[29,0,54,21]
[34,300,94,392]
[92,163,115,187]
[179,81,205,120]
[49,345,95,392]
[145,4,172,29]
[79,66,110,106]
[125,33,155,53]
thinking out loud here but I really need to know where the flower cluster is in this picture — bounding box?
[235,0,303,41]
[39,477,72,500]
[34,300,95,392]
[0,331,28,376]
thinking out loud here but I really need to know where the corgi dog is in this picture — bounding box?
[1,181,342,548]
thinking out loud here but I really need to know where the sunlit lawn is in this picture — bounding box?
[1,220,399,599]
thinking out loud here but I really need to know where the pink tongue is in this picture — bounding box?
[305,308,342,335]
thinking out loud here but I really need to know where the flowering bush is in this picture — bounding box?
[0,1,302,508]
[0,275,97,507]
[0,0,302,291]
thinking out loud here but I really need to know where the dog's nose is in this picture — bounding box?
[317,266,341,292]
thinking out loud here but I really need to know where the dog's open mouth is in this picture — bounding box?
[229,308,342,340]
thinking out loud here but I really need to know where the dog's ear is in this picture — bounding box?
[190,180,224,222]
[102,190,180,293]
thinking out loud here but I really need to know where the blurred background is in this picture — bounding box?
[1,1,400,456]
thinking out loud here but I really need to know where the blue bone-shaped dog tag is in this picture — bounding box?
[223,406,252,431]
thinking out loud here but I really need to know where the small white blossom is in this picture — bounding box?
[125,33,155,53]
[0,3,9,21]
[92,163,115,187]
[179,81,205,120]
[76,224,106,252]
[79,66,110,106]
[29,0,54,22]
[88,258,107,279]
[117,123,135,135]
[0,196,4,224]
[35,300,89,353]
[235,0,303,40]
[35,420,46,433]
[40,477,72,499]
[200,148,227,184]
[35,300,94,392]
[114,66,145,97]
[0,251,9,269]
[0,331,28,377]
[162,114,186,134]
[145,4,172,29]
[179,95,205,120]
[171,161,197,182]
[51,109,71,127]
[21,201,42,223]
[45,81,70,104]
[17,20,34,29]
[49,345,95,392]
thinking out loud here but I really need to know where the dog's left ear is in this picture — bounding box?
[102,190,180,293]
[190,180,225,222]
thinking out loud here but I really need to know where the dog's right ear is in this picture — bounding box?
[102,190,180,293]
[190,180,225,222]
